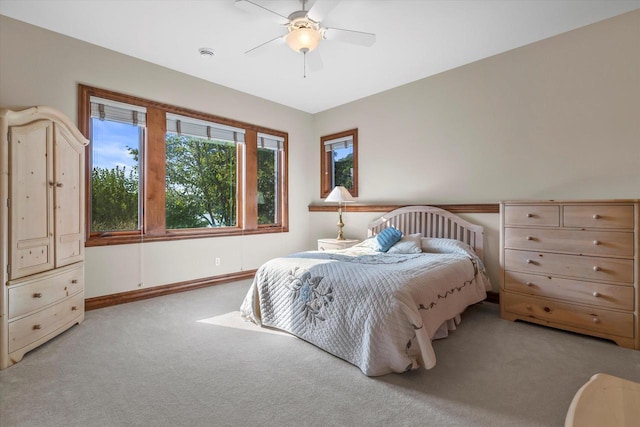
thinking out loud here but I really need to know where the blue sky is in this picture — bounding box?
[91,118,140,170]
[334,146,351,161]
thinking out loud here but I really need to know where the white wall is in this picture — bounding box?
[2,10,639,296]
[0,15,316,298]
[311,10,640,289]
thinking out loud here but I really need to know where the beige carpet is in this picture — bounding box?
[197,311,294,338]
[1,279,639,427]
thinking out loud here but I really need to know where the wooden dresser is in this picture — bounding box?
[0,107,88,369]
[500,200,639,349]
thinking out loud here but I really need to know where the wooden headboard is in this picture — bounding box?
[367,206,485,261]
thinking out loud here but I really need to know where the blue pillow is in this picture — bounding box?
[376,227,403,252]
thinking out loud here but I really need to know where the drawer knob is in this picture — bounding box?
[592,317,600,324]
[526,259,534,264]
[543,306,551,313]
[71,306,78,311]
[526,236,534,241]
[33,324,42,330]
[526,213,533,218]
[593,266,601,272]
[592,214,600,219]
[56,182,64,188]
[71,279,78,284]
[592,292,600,298]
[525,282,534,287]
[33,292,43,298]
[592,240,600,245]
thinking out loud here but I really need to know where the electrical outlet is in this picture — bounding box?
[215,257,221,266]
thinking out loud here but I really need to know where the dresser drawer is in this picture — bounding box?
[504,205,560,227]
[504,228,634,258]
[504,271,634,311]
[8,292,84,353]
[8,264,84,319]
[563,205,635,229]
[502,292,633,338]
[504,249,634,284]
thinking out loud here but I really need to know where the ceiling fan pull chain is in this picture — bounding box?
[303,50,307,78]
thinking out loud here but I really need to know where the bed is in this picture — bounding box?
[240,206,492,376]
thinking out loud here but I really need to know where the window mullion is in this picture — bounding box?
[144,108,166,236]
[243,129,258,230]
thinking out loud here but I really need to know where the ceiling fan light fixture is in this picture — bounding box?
[286,27,322,53]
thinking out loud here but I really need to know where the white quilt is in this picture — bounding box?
[240,245,491,376]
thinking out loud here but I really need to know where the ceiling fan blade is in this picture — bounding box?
[323,27,376,47]
[306,50,323,72]
[306,0,340,23]
[245,34,286,57]
[234,0,290,25]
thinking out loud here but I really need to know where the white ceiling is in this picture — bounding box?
[1,0,639,113]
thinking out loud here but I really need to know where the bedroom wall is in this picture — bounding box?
[0,15,315,298]
[1,10,639,297]
[312,10,640,290]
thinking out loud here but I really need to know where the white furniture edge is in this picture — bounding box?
[565,373,640,427]
[0,106,88,370]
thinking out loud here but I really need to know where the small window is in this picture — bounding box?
[89,97,145,233]
[320,129,358,198]
[257,133,285,225]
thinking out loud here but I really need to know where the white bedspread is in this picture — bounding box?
[240,246,491,376]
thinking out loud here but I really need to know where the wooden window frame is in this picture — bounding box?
[320,128,358,198]
[78,84,288,247]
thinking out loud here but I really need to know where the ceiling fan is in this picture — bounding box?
[235,0,376,75]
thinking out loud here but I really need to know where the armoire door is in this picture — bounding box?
[9,119,55,280]
[54,124,85,267]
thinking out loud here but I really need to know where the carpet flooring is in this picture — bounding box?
[1,279,639,427]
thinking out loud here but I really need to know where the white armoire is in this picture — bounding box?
[0,106,88,369]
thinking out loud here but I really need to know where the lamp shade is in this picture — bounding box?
[324,186,355,203]
[286,27,322,53]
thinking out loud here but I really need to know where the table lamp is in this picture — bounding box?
[324,186,355,240]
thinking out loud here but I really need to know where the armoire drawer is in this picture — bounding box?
[504,271,634,311]
[8,264,84,319]
[8,292,84,353]
[504,205,560,227]
[502,292,633,338]
[503,228,634,258]
[563,205,635,229]
[504,249,634,284]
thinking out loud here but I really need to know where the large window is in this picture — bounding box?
[165,113,243,229]
[79,85,288,245]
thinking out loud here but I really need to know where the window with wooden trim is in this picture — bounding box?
[320,128,358,198]
[89,97,145,233]
[79,84,288,246]
[257,133,285,226]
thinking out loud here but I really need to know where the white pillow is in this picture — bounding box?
[387,233,423,254]
[420,237,474,256]
[353,237,380,251]
[421,237,485,271]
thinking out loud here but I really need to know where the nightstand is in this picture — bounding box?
[317,238,360,251]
